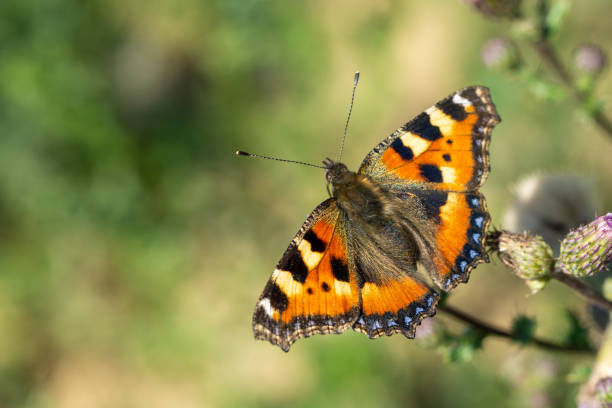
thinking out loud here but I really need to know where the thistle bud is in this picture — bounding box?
[558,214,612,278]
[596,377,612,407]
[462,0,522,18]
[525,278,549,294]
[497,231,554,293]
[574,44,608,76]
[481,37,522,72]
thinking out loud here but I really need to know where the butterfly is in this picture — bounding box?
[251,85,501,351]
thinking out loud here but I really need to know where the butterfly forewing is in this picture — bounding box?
[252,199,361,351]
[359,86,499,191]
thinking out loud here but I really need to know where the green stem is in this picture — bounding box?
[550,268,612,312]
[439,303,594,354]
[530,38,612,140]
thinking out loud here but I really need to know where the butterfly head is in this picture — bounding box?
[323,158,350,185]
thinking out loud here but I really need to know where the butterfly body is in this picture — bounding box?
[325,157,437,282]
[253,86,501,351]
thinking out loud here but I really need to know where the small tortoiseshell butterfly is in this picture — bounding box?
[250,82,500,351]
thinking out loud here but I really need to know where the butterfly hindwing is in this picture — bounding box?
[353,275,439,339]
[253,199,361,352]
[403,189,490,290]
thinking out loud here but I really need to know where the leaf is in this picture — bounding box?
[545,0,570,36]
[563,310,592,351]
[440,328,486,363]
[511,315,536,345]
[566,364,592,384]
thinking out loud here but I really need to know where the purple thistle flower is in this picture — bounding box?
[559,214,612,277]
[574,44,608,75]
[596,376,612,406]
[462,0,522,18]
[481,37,521,72]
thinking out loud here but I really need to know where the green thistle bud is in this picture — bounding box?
[497,231,554,293]
[558,214,612,278]
[525,278,548,294]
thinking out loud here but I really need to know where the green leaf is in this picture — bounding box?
[527,73,567,102]
[545,0,570,36]
[563,310,592,350]
[566,364,592,384]
[440,328,486,363]
[511,315,536,345]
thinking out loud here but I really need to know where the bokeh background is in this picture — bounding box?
[1,0,611,407]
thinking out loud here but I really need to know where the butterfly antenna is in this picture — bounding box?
[338,71,360,162]
[235,150,325,169]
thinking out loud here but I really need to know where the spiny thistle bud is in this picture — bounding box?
[497,231,554,293]
[596,377,612,407]
[481,37,522,72]
[574,44,608,76]
[462,0,522,18]
[558,214,612,278]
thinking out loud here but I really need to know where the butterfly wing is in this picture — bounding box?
[400,188,490,290]
[358,86,500,290]
[253,199,361,352]
[353,275,438,339]
[345,223,440,339]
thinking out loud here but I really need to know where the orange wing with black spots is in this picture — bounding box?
[253,197,442,350]
[359,86,499,290]
[252,199,361,352]
[359,86,499,192]
[404,188,490,290]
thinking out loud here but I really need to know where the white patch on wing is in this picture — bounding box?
[258,298,274,317]
[452,93,472,107]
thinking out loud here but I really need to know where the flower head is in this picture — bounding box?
[596,376,612,407]
[574,44,608,76]
[481,37,522,72]
[558,214,612,278]
[496,231,553,293]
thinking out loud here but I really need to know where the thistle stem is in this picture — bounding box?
[439,303,594,354]
[550,268,612,312]
[530,38,612,140]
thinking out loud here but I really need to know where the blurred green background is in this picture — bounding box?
[0,0,611,407]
